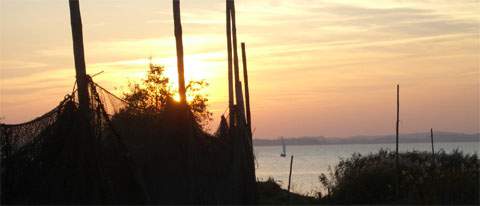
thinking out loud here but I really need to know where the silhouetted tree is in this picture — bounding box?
[123,63,212,127]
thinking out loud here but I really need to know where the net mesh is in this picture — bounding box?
[1,78,255,204]
[1,80,146,204]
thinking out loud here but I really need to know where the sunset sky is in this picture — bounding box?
[1,0,478,138]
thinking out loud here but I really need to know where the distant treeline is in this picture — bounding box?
[254,132,479,146]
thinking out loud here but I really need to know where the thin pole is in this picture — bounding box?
[241,42,251,133]
[173,0,187,105]
[230,0,246,121]
[395,84,400,198]
[226,2,240,203]
[430,128,436,196]
[228,2,256,204]
[68,2,103,202]
[173,1,195,203]
[396,84,400,156]
[242,42,256,203]
[68,0,90,114]
[287,155,294,202]
[430,128,435,155]
[226,0,234,126]
[287,155,294,192]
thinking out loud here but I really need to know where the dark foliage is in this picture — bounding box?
[109,63,241,204]
[123,63,212,129]
[110,100,235,204]
[319,149,480,205]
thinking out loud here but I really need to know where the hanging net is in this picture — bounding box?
[1,78,255,204]
[0,79,147,204]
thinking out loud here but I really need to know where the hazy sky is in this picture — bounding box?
[1,0,479,138]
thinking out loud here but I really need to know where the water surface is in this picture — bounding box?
[254,141,479,196]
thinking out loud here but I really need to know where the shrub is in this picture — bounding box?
[319,149,479,205]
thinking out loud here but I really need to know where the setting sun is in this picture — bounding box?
[151,56,217,103]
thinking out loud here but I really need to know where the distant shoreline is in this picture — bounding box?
[253,132,479,146]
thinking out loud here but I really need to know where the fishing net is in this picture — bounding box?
[1,78,255,204]
[0,79,146,204]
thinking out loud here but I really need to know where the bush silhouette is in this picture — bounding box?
[320,149,479,205]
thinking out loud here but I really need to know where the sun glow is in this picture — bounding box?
[3,0,478,137]
[156,56,217,103]
[161,55,218,84]
[170,90,197,103]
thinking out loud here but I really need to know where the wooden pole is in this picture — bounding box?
[287,155,294,192]
[226,0,234,126]
[241,42,251,133]
[173,0,187,105]
[229,0,246,122]
[396,85,400,156]
[395,84,400,198]
[173,1,195,203]
[226,2,240,203]
[68,2,105,202]
[430,128,435,155]
[287,155,294,203]
[68,0,90,114]
[429,128,436,205]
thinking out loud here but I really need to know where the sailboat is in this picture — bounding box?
[280,137,286,157]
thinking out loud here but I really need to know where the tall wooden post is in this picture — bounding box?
[227,2,256,204]
[173,0,187,105]
[226,0,234,126]
[395,84,400,198]
[229,0,246,121]
[287,155,294,192]
[287,155,294,203]
[173,1,195,203]
[396,84,399,157]
[241,42,251,133]
[69,1,105,203]
[226,2,239,203]
[69,0,90,114]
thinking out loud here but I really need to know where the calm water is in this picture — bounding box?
[254,142,479,196]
